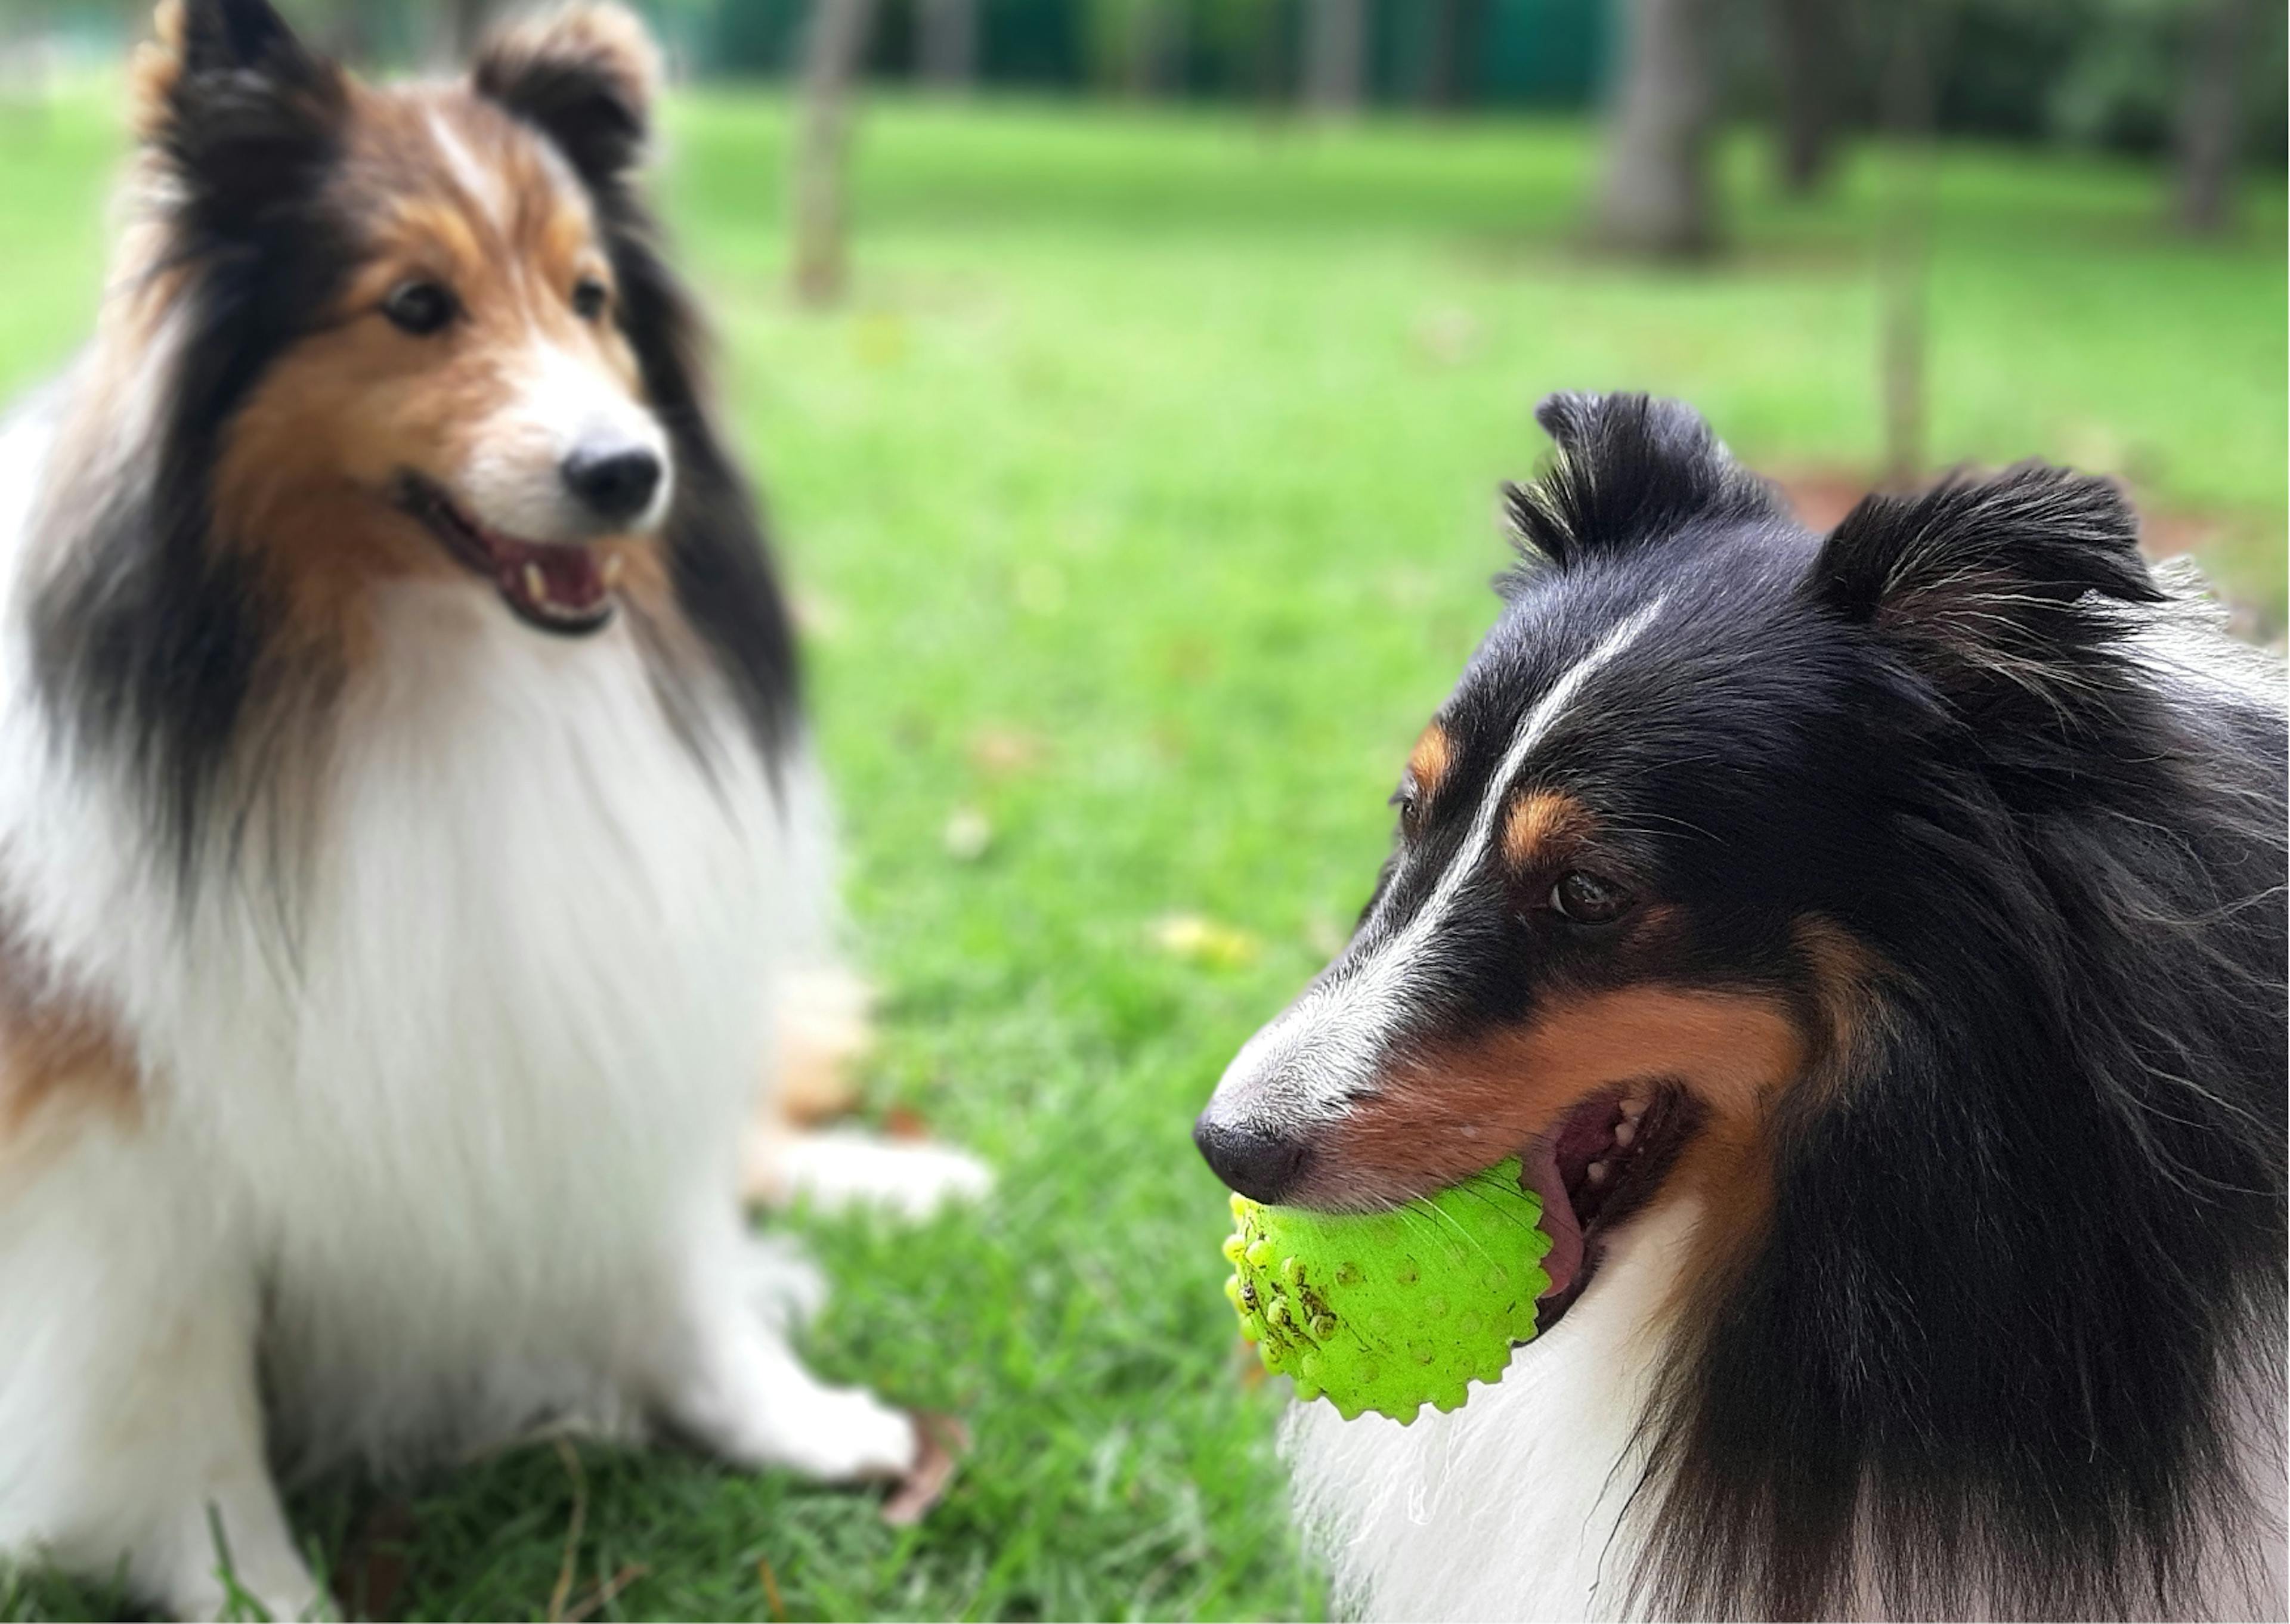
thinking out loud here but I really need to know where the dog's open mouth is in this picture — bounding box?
[1517,1084,1695,1332]
[398,474,622,637]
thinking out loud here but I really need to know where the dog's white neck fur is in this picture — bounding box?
[1288,1189,2286,1622]
[1285,1196,1692,1622]
[0,390,930,1616]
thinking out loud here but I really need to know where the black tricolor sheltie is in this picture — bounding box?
[1197,393,2286,1619]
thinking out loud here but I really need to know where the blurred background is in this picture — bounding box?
[1,3,2282,1620]
[2,0,2283,613]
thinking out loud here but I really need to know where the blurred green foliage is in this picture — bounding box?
[8,0,2284,163]
[1932,0,2285,157]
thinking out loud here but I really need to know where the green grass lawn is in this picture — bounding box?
[0,83,2283,1622]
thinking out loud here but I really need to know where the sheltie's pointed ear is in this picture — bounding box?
[1502,392,1780,575]
[134,0,329,127]
[132,0,345,225]
[172,0,298,72]
[474,5,661,190]
[1808,464,2164,721]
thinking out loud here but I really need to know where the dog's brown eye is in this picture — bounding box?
[571,277,611,322]
[1390,780,1422,835]
[1550,871,1631,925]
[383,281,457,337]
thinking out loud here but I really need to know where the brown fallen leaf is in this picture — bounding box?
[967,726,1045,777]
[328,1497,414,1622]
[774,966,876,1127]
[881,1412,971,1527]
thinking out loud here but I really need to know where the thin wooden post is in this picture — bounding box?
[790,0,877,308]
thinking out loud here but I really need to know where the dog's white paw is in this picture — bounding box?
[151,1507,330,1623]
[649,1296,920,1487]
[769,1386,921,1483]
[703,1374,918,1484]
[175,1570,333,1624]
[770,1128,994,1222]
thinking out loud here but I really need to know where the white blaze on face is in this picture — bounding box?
[1207,599,1667,1129]
[426,109,512,235]
[457,339,673,544]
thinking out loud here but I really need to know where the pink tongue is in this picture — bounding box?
[497,538,606,612]
[1521,1140,1585,1302]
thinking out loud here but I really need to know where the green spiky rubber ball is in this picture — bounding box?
[1221,1157,1552,1424]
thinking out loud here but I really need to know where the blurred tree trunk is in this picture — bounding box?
[0,5,51,126]
[438,0,493,60]
[1119,0,1184,100]
[1592,0,1718,256]
[1302,0,1367,117]
[1243,0,1286,116]
[1159,2,1192,100]
[2174,0,2253,234]
[1420,0,1486,111]
[791,0,877,307]
[1877,0,1935,491]
[1766,0,1839,193]
[918,0,979,92]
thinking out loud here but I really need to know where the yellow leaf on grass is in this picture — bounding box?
[1150,913,1260,970]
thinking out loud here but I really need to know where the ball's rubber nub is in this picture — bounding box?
[1221,1157,1552,1425]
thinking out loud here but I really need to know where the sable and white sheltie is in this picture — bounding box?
[0,2,975,1614]
[1196,394,2287,1620]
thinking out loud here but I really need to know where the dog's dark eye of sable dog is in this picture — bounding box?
[1198,392,2286,1622]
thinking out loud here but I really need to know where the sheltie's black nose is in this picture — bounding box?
[1193,1117,1311,1204]
[562,444,663,525]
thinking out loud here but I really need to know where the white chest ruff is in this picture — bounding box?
[1282,1200,1697,1622]
[1,577,799,1467]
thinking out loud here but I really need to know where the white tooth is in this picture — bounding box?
[523,562,549,604]
[1586,1161,1610,1186]
[1614,1120,1638,1148]
[602,554,625,589]
[1620,1096,1648,1121]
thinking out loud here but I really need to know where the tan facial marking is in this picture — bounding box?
[1313,985,1811,1204]
[541,204,602,277]
[343,94,624,348]
[1789,914,1890,1099]
[1407,723,1453,797]
[1502,789,1590,870]
[1661,918,1890,1330]
[1657,1096,1780,1325]
[378,197,489,287]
